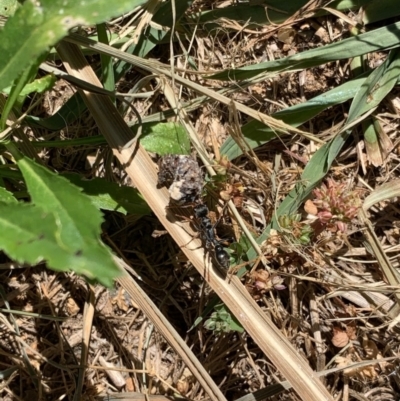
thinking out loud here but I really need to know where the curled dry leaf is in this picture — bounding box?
[346,323,357,341]
[177,379,190,394]
[332,326,349,348]
[261,228,281,257]
[335,355,359,378]
[252,269,270,285]
[177,367,194,395]
[247,269,285,298]
[217,154,231,169]
[362,336,381,360]
[304,199,318,215]
[112,288,129,312]
[220,182,245,207]
[125,377,135,392]
[336,353,378,380]
[65,297,80,316]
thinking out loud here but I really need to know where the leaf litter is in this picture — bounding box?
[1,1,400,400]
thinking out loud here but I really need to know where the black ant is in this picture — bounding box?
[193,203,230,270]
[157,154,231,270]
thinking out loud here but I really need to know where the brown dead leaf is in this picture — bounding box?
[220,183,245,207]
[112,288,129,312]
[332,326,349,348]
[277,27,296,44]
[304,199,318,215]
[335,355,354,375]
[65,297,80,316]
[336,354,374,379]
[346,324,357,341]
[125,376,135,392]
[362,365,378,379]
[177,379,190,395]
[362,336,380,360]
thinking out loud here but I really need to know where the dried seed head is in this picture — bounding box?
[157,154,203,205]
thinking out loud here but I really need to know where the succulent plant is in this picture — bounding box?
[278,213,313,245]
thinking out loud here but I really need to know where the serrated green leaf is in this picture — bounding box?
[138,122,191,155]
[0,186,17,203]
[0,0,18,17]
[0,203,117,286]
[206,304,244,333]
[14,153,101,248]
[7,144,120,286]
[2,73,56,97]
[62,173,151,216]
[0,0,148,91]
[20,74,57,96]
[0,203,59,263]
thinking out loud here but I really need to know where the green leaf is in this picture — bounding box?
[21,73,57,96]
[138,122,191,155]
[62,173,151,216]
[2,73,56,97]
[26,0,190,131]
[363,0,400,24]
[97,22,115,93]
[191,0,374,30]
[0,203,117,285]
[26,91,86,130]
[124,0,191,58]
[246,130,352,263]
[204,304,244,333]
[0,186,17,203]
[363,117,381,166]
[194,3,289,29]
[285,132,349,214]
[0,0,18,17]
[0,0,148,91]
[7,144,120,286]
[209,21,400,81]
[221,74,370,160]
[347,47,400,124]
[0,52,48,130]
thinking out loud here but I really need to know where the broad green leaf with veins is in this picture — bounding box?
[0,0,148,91]
[0,0,18,17]
[5,144,120,287]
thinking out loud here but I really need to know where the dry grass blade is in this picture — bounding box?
[65,33,323,144]
[95,393,182,401]
[235,355,399,401]
[73,286,95,401]
[56,40,334,401]
[159,78,269,269]
[113,258,226,401]
[56,40,227,401]
[363,180,400,211]
[359,180,400,317]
